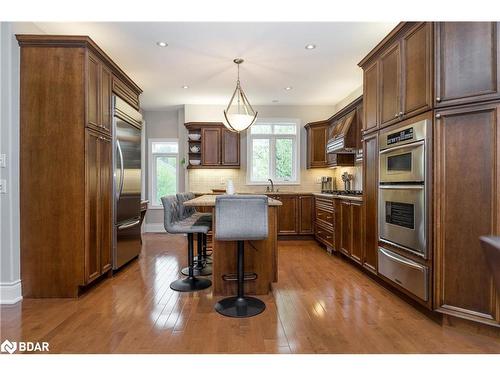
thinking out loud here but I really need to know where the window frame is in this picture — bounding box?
[246,118,301,185]
[148,138,179,209]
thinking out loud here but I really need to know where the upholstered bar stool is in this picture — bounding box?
[214,195,268,318]
[161,195,212,292]
[176,193,213,276]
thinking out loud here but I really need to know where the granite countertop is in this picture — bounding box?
[313,192,363,202]
[184,194,282,207]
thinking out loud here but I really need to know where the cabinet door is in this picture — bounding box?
[379,43,401,127]
[298,195,314,234]
[276,195,298,235]
[363,60,379,132]
[221,128,240,166]
[87,53,100,129]
[308,126,327,167]
[98,136,112,273]
[201,127,221,165]
[434,102,500,325]
[402,22,432,118]
[340,200,352,256]
[362,133,378,273]
[351,201,363,264]
[85,131,101,283]
[100,65,112,134]
[435,22,500,107]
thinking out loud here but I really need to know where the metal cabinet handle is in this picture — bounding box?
[435,113,441,119]
[118,219,141,230]
[394,113,399,118]
[436,97,441,102]
[399,111,404,116]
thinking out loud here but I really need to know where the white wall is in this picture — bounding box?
[0,22,44,304]
[143,106,186,230]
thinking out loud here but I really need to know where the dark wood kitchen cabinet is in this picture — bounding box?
[271,194,313,236]
[186,123,240,168]
[435,22,500,108]
[305,122,328,168]
[298,195,314,234]
[362,132,378,273]
[340,200,352,256]
[201,127,222,166]
[350,201,363,264]
[85,130,113,283]
[434,102,500,326]
[359,22,432,130]
[17,35,142,297]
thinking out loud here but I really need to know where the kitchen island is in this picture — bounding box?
[184,194,282,296]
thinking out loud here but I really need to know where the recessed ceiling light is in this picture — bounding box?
[284,86,293,91]
[156,41,168,47]
[182,85,189,89]
[272,99,279,103]
[305,43,316,50]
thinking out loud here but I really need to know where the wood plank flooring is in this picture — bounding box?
[1,233,498,353]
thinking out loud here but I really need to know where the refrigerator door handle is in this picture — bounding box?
[118,219,141,230]
[116,139,125,200]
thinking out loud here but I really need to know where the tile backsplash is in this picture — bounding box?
[187,163,362,193]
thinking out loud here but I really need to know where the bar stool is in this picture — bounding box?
[161,195,212,292]
[176,193,213,276]
[214,195,268,318]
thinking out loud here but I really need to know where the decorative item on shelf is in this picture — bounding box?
[188,134,201,141]
[341,171,353,191]
[223,58,258,132]
[189,160,201,166]
[189,145,200,153]
[226,179,235,195]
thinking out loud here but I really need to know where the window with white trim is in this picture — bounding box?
[247,120,300,184]
[149,139,179,207]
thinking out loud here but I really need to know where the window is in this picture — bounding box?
[149,139,179,207]
[247,119,300,184]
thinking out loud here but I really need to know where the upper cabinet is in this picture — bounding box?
[305,122,328,168]
[435,22,500,108]
[359,22,433,132]
[86,52,113,135]
[185,123,240,169]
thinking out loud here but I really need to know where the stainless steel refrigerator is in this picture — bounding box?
[112,96,143,270]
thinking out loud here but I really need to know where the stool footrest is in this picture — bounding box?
[222,272,257,282]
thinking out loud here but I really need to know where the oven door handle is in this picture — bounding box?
[379,185,424,190]
[379,248,424,271]
[379,140,425,154]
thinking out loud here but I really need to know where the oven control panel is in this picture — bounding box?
[379,119,427,150]
[387,128,414,145]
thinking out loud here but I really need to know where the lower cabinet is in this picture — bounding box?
[85,130,112,284]
[272,194,313,236]
[339,199,363,264]
[434,102,500,326]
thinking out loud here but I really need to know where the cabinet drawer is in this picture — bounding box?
[315,223,334,248]
[315,197,334,211]
[378,247,428,301]
[316,207,334,229]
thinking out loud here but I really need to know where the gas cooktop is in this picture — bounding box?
[321,190,363,196]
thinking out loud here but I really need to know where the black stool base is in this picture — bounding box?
[215,296,266,318]
[181,264,212,276]
[170,277,211,292]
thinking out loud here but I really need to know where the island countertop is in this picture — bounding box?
[184,194,283,207]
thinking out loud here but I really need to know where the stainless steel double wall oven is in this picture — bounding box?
[377,120,429,301]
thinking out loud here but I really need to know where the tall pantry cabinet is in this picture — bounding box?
[17,35,142,297]
[359,22,500,327]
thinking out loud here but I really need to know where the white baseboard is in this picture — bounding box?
[145,223,166,233]
[0,280,23,305]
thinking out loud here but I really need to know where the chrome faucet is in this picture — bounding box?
[267,178,274,192]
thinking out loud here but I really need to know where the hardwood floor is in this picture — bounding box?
[1,234,498,353]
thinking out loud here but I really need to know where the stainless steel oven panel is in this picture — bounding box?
[379,119,427,150]
[378,247,428,301]
[378,185,426,257]
[379,140,425,183]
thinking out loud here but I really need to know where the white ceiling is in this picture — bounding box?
[33,22,397,110]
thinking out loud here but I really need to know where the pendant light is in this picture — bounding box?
[223,58,258,132]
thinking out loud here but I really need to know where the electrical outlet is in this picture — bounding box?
[0,179,6,194]
[0,154,6,168]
